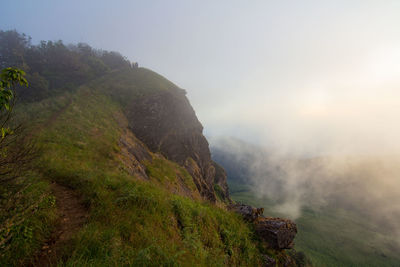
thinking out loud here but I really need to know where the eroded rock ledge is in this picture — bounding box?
[229,203,297,250]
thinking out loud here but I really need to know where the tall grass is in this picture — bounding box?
[0,173,58,266]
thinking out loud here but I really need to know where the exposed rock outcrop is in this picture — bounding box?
[114,112,151,180]
[229,203,297,250]
[125,88,230,202]
[255,217,297,249]
[115,111,202,199]
[118,127,151,180]
[230,203,264,222]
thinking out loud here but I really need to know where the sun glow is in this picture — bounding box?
[298,88,330,117]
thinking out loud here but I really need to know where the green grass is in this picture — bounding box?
[39,86,263,266]
[229,182,400,267]
[1,67,318,266]
[0,173,57,266]
[0,76,267,266]
[90,68,183,108]
[0,92,73,266]
[145,157,198,193]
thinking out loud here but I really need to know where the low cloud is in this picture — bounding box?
[210,137,400,245]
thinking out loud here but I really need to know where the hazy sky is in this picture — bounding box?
[3,0,400,155]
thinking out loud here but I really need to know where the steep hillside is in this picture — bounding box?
[0,31,301,266]
[2,79,263,266]
[92,68,230,202]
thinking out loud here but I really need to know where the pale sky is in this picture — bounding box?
[3,0,400,155]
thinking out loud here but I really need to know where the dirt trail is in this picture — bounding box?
[33,183,88,266]
[46,98,73,126]
[28,98,73,139]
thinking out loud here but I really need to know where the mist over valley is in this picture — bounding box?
[211,136,400,265]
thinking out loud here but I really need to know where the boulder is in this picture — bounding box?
[229,203,297,249]
[255,217,297,249]
[229,203,264,222]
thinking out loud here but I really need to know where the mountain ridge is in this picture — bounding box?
[0,30,300,266]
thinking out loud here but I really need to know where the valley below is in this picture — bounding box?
[211,137,400,266]
[229,182,400,266]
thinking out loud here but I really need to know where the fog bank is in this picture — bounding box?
[210,137,400,245]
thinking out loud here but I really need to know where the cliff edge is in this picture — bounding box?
[115,70,230,202]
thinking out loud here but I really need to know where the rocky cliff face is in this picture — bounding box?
[125,87,230,202]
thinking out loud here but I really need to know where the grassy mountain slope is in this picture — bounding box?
[2,69,268,266]
[1,31,300,266]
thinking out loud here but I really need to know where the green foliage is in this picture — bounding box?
[0,67,28,139]
[0,67,28,88]
[0,30,30,68]
[0,67,26,115]
[0,30,133,102]
[0,67,33,187]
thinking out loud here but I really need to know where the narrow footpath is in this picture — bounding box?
[33,183,88,266]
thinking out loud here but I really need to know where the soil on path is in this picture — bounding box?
[33,183,88,266]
